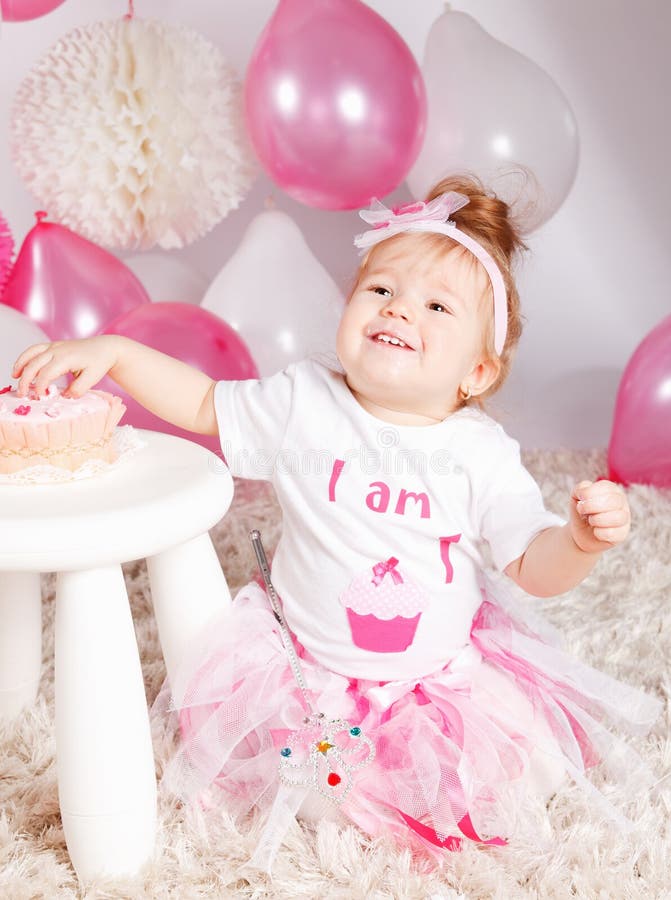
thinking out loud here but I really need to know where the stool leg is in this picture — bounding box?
[0,572,42,719]
[55,566,156,880]
[146,532,231,685]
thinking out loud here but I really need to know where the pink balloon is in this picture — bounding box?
[100,302,258,453]
[0,211,14,297]
[608,314,671,487]
[245,0,426,209]
[1,215,150,341]
[1,0,66,21]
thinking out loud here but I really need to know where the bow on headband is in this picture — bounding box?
[356,192,470,245]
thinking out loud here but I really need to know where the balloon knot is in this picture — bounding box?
[35,211,48,223]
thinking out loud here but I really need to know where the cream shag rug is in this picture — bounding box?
[1,449,670,899]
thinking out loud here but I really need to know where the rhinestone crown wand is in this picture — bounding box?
[249,530,375,804]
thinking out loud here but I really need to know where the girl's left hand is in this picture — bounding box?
[569,479,631,553]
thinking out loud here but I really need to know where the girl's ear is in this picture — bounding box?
[468,355,501,397]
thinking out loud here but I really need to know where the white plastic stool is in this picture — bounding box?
[0,430,233,881]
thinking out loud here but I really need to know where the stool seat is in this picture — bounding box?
[0,429,232,571]
[0,430,234,882]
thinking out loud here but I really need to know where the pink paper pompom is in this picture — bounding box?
[0,212,14,297]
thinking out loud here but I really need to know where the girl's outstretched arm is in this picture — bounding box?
[12,335,218,436]
[504,479,631,597]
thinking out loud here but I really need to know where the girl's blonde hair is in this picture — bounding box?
[351,173,527,409]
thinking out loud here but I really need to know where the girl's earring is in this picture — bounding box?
[459,384,472,401]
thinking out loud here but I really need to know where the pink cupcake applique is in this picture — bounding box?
[340,557,430,653]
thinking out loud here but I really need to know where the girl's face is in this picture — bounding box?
[336,235,500,425]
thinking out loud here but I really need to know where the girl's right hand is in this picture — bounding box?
[12,335,123,399]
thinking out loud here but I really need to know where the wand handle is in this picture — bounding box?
[249,529,315,716]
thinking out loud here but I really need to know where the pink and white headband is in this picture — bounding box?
[354,192,508,355]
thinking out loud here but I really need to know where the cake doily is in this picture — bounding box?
[0,425,146,485]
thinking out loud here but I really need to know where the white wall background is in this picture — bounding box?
[1,0,669,449]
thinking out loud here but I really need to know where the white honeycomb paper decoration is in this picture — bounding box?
[11,16,256,250]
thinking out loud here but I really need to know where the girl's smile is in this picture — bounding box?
[365,323,419,353]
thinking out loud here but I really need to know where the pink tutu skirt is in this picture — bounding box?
[156,581,662,871]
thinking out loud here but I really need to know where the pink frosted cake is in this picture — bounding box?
[0,382,126,474]
[340,557,430,653]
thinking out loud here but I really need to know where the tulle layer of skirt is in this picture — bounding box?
[155,581,662,871]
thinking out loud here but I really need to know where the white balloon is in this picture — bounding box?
[406,11,579,231]
[0,305,50,374]
[201,210,343,376]
[121,253,209,305]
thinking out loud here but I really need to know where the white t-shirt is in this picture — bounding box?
[214,358,566,681]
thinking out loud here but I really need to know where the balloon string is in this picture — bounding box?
[125,0,135,19]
